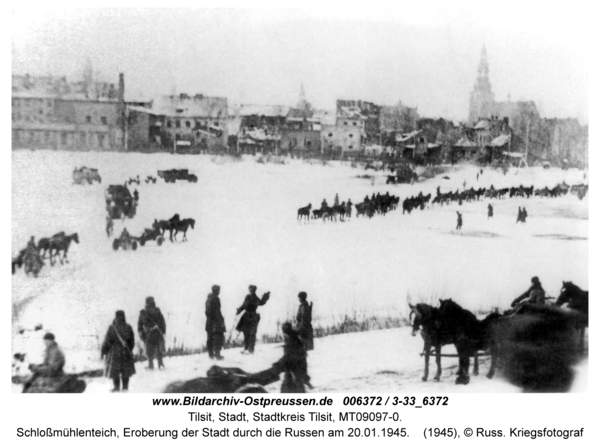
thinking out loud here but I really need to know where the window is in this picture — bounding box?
[186,121,191,128]
[352,122,357,126]
[166,120,172,128]
[101,116,107,125]
[306,140,312,148]
[98,134,105,147]
[61,133,68,145]
[349,145,353,150]
[343,121,348,125]
[86,116,92,123]
[214,121,219,127]
[176,120,181,128]
[328,133,333,137]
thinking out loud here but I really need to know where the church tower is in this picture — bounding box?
[297,83,311,111]
[468,45,495,124]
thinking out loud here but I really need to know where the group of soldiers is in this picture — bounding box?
[205,284,314,391]
[455,204,529,230]
[22,286,313,393]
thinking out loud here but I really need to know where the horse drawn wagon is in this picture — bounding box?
[135,227,165,247]
[105,185,137,219]
[112,230,138,251]
[73,167,101,185]
[386,163,418,184]
[157,169,198,183]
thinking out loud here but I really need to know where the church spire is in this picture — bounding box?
[297,83,311,111]
[468,44,495,124]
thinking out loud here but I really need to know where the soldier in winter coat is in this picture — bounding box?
[295,292,314,351]
[511,276,546,308]
[456,212,463,230]
[138,297,166,369]
[23,332,67,393]
[275,322,312,393]
[236,285,270,354]
[206,285,226,360]
[102,310,136,392]
[487,204,493,219]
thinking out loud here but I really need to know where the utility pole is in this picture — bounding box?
[525,118,530,161]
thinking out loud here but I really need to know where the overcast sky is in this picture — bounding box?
[11,5,590,123]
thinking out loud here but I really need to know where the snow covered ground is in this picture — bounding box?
[12,150,588,392]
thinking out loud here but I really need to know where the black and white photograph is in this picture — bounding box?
[10,5,589,398]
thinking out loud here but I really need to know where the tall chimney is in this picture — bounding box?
[118,73,126,150]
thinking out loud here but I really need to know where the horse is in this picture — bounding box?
[492,304,582,392]
[297,204,311,223]
[437,299,502,384]
[37,238,52,258]
[155,214,181,241]
[48,233,79,265]
[172,218,195,242]
[555,281,588,351]
[409,303,454,382]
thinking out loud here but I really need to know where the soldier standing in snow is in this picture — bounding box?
[102,310,135,392]
[295,292,314,351]
[456,212,463,230]
[487,204,493,219]
[522,207,528,223]
[517,207,523,223]
[236,285,270,354]
[206,285,226,360]
[138,297,166,369]
[106,216,113,237]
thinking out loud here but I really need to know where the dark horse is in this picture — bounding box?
[437,299,502,385]
[48,233,79,265]
[172,218,195,242]
[297,204,311,223]
[492,303,583,392]
[155,214,181,241]
[555,281,588,351]
[409,303,454,382]
[37,231,65,259]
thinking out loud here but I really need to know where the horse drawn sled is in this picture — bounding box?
[386,163,418,184]
[136,227,165,247]
[73,166,101,185]
[12,249,44,277]
[112,229,138,251]
[157,169,198,183]
[105,185,137,220]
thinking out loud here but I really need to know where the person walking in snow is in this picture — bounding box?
[456,211,463,230]
[517,207,523,223]
[138,297,166,369]
[487,204,493,219]
[102,310,135,392]
[522,207,528,223]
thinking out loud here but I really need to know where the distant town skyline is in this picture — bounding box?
[11,6,589,124]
